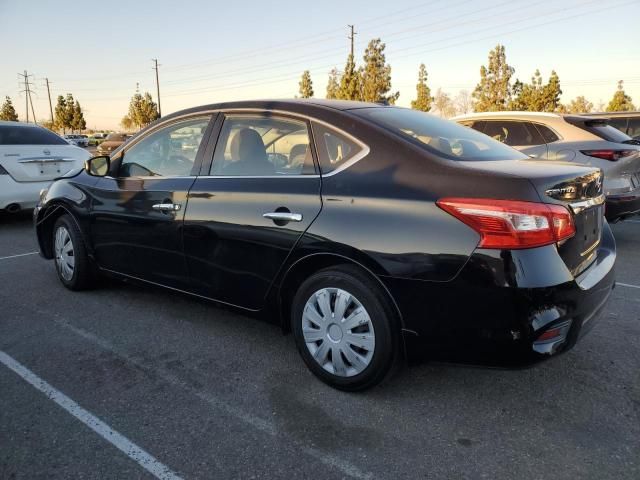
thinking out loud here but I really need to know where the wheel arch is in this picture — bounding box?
[35,202,89,259]
[276,252,406,338]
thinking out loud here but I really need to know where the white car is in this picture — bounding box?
[63,134,89,147]
[453,111,640,221]
[0,121,90,212]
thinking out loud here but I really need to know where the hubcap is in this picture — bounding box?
[54,226,75,281]
[302,288,375,377]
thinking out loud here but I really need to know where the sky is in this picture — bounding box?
[1,0,639,129]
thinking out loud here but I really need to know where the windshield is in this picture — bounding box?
[354,107,528,161]
[106,133,126,141]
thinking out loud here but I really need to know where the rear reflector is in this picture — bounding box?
[437,198,575,249]
[580,149,637,161]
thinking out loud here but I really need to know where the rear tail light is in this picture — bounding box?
[0,164,8,175]
[437,198,575,249]
[580,149,636,161]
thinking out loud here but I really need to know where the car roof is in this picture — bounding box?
[160,98,388,121]
[452,111,563,121]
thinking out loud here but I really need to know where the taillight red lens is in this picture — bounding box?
[580,149,637,161]
[437,198,575,249]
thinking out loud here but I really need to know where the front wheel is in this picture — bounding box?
[291,265,400,391]
[53,214,95,290]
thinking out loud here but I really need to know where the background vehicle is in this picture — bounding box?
[0,121,90,212]
[34,100,615,390]
[588,111,640,140]
[88,133,108,146]
[96,132,130,154]
[63,134,89,147]
[454,111,640,221]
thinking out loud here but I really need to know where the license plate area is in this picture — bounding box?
[576,204,604,258]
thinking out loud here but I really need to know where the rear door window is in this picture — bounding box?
[626,118,640,138]
[0,125,68,145]
[533,124,560,143]
[311,123,365,174]
[482,121,545,146]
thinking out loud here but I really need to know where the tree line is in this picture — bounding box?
[297,42,636,117]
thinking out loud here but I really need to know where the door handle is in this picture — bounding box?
[263,212,303,222]
[152,203,182,212]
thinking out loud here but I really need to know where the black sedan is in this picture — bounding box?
[34,100,616,391]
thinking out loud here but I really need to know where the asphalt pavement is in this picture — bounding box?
[0,211,638,479]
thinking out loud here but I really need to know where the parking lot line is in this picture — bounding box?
[0,251,38,261]
[0,350,183,480]
[52,317,374,480]
[618,282,640,290]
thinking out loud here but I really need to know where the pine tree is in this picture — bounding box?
[298,70,314,98]
[509,70,562,112]
[472,45,514,112]
[326,68,340,99]
[64,94,76,131]
[360,39,399,104]
[338,54,362,101]
[0,96,18,121]
[606,80,635,112]
[411,64,432,112]
[71,100,86,132]
[54,95,68,132]
[127,91,159,129]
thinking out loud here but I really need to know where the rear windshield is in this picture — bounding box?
[354,107,528,161]
[0,125,68,145]
[566,117,632,143]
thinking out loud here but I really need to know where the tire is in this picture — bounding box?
[291,265,400,391]
[52,214,95,290]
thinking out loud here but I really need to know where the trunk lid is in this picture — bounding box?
[459,159,604,275]
[0,145,89,182]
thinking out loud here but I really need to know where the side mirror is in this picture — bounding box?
[85,155,110,177]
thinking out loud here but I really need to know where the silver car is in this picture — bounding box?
[453,112,640,221]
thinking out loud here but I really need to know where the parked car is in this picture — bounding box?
[454,112,640,221]
[34,100,615,390]
[0,121,90,213]
[96,133,130,155]
[63,134,89,147]
[89,133,108,146]
[587,111,640,140]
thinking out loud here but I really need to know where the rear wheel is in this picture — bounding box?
[53,214,95,290]
[291,265,400,391]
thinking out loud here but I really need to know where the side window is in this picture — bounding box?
[627,118,640,138]
[534,124,560,143]
[119,116,210,177]
[607,118,628,134]
[483,121,544,146]
[312,123,364,174]
[211,115,314,176]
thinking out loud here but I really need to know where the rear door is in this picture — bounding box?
[183,112,322,310]
[0,125,87,182]
[89,115,214,289]
[482,120,549,159]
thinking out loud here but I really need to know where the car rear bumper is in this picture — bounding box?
[0,176,51,210]
[605,190,640,221]
[381,222,616,367]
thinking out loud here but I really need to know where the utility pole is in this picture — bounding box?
[18,70,35,123]
[152,58,161,117]
[44,78,54,124]
[347,25,357,58]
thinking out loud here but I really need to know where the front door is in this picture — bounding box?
[89,115,213,289]
[183,113,322,310]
